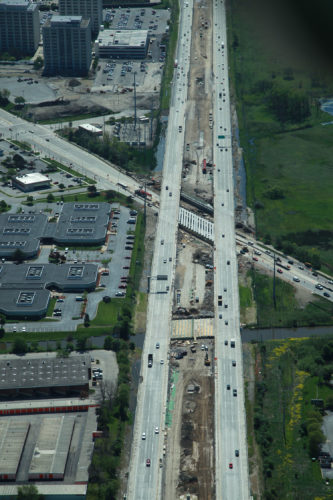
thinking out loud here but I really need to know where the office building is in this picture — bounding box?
[95,29,149,59]
[0,0,40,56]
[43,15,91,76]
[59,0,102,36]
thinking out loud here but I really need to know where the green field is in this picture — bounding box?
[248,338,333,499]
[251,270,333,328]
[228,0,333,271]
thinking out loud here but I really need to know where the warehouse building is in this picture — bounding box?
[29,416,75,481]
[0,420,30,481]
[0,213,47,260]
[0,354,91,399]
[43,16,92,76]
[12,172,51,193]
[95,29,149,59]
[0,263,98,318]
[0,0,40,56]
[0,202,111,259]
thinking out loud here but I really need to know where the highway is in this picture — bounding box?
[212,0,250,499]
[0,108,159,204]
[126,1,194,498]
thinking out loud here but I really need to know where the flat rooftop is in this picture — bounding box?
[0,354,90,391]
[29,416,75,478]
[0,420,30,478]
[97,29,149,48]
[13,173,50,186]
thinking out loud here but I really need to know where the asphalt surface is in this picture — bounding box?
[0,109,160,206]
[212,1,250,499]
[126,1,194,498]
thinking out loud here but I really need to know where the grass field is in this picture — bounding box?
[250,338,333,499]
[228,0,333,270]
[251,270,333,328]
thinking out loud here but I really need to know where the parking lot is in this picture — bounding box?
[103,7,170,37]
[0,139,88,198]
[6,203,138,332]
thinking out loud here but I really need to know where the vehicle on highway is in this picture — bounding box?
[160,359,164,364]
[13,325,17,332]
[224,340,228,345]
[155,427,159,434]
[227,384,230,390]
[142,432,146,440]
[229,463,233,469]
[22,326,26,332]
[146,458,151,467]
[156,342,160,349]
[235,450,239,457]
[232,360,236,367]
[233,389,237,397]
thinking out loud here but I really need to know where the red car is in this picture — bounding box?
[229,463,233,469]
[277,269,283,274]
[146,458,151,467]
[252,257,258,262]
[119,284,127,289]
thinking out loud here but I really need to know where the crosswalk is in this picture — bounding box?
[171,317,214,339]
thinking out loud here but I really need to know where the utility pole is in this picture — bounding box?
[133,72,137,130]
[273,251,276,310]
[144,180,147,226]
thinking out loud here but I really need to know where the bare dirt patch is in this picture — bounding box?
[174,231,214,315]
[164,340,215,500]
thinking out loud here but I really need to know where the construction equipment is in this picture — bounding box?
[204,352,211,366]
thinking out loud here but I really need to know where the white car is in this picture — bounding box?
[160,359,164,364]
[293,277,300,282]
[155,427,159,434]
[21,326,26,332]
[142,432,146,440]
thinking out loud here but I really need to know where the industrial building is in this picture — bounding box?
[47,202,112,245]
[0,354,91,399]
[0,202,111,259]
[43,15,92,76]
[58,0,102,36]
[0,0,40,56]
[95,29,149,59]
[12,172,51,192]
[79,123,103,135]
[0,263,98,317]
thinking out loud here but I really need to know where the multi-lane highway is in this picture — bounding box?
[212,0,250,499]
[0,108,158,203]
[126,1,194,498]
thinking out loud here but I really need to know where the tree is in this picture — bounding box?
[17,484,44,499]
[308,430,325,458]
[47,193,55,203]
[26,195,34,205]
[59,183,65,190]
[14,96,25,108]
[326,395,333,411]
[13,153,26,169]
[87,185,97,197]
[0,89,10,106]
[76,336,90,351]
[33,56,44,70]
[13,248,24,263]
[12,338,28,355]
